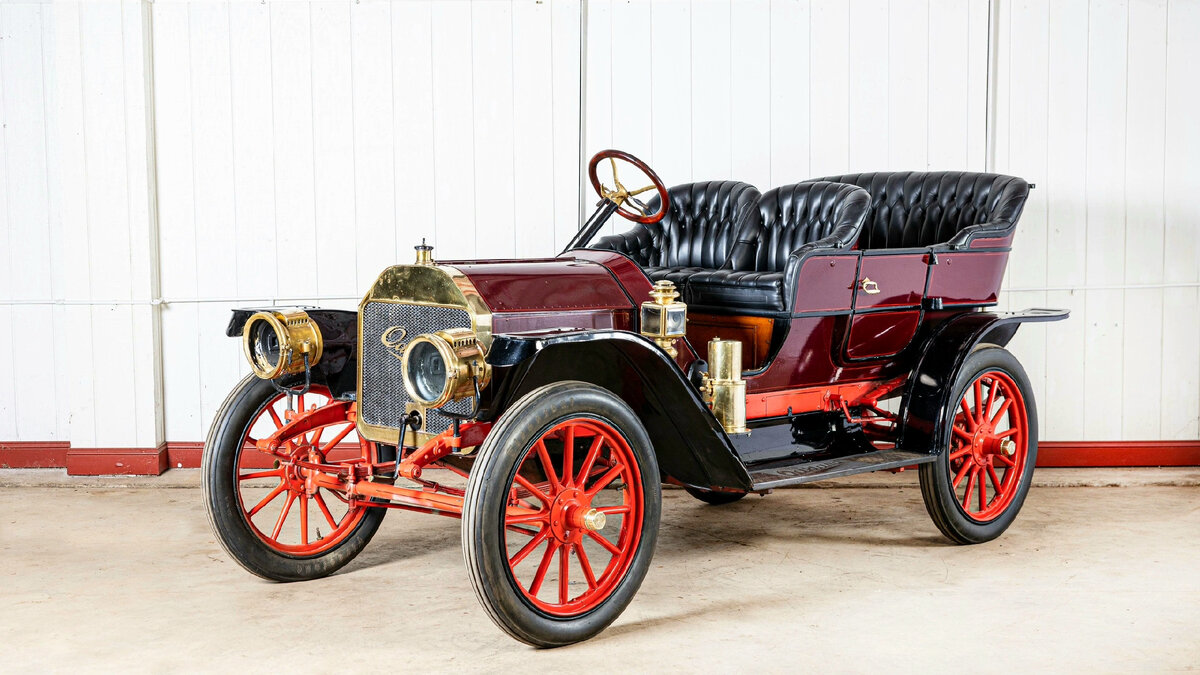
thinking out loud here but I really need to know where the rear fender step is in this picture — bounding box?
[748,450,935,490]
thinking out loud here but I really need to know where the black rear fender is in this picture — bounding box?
[482,330,753,492]
[899,308,1069,454]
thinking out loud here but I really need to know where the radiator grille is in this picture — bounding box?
[360,301,474,435]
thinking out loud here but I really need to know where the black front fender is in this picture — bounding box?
[226,307,358,399]
[482,330,753,492]
[898,308,1069,454]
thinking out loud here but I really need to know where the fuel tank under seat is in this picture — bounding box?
[809,171,1030,250]
[685,181,871,315]
[590,180,762,293]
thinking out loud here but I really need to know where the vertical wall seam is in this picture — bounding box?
[577,0,588,227]
[141,0,165,446]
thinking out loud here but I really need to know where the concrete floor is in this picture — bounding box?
[2,471,1198,672]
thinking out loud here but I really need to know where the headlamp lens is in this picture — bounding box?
[407,340,448,403]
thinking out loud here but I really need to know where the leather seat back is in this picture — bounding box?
[812,171,1030,249]
[751,181,871,272]
[592,181,761,269]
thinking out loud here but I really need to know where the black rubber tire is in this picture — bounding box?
[462,381,661,648]
[201,374,386,582]
[683,485,748,505]
[918,346,1038,545]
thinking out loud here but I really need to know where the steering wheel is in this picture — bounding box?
[588,150,670,224]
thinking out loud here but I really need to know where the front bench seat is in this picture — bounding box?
[686,181,871,314]
[810,171,1030,250]
[590,181,762,290]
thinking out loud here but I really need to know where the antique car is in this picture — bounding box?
[202,150,1067,647]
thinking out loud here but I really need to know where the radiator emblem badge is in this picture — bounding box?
[380,326,408,361]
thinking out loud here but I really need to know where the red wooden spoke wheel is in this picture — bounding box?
[946,370,1029,522]
[234,387,370,555]
[203,374,387,581]
[502,417,645,616]
[918,347,1038,545]
[462,381,661,648]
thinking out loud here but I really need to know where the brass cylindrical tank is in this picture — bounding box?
[706,338,748,434]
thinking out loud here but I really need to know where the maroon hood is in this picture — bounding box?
[444,251,654,334]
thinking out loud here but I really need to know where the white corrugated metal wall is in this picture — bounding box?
[0,0,1197,453]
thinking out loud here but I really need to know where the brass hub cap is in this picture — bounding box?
[547,488,605,542]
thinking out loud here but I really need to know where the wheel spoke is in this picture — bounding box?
[973,379,985,424]
[528,541,559,596]
[509,528,550,567]
[558,545,571,605]
[586,530,621,556]
[534,440,561,492]
[576,435,605,486]
[596,505,630,515]
[995,427,1018,439]
[994,453,1016,467]
[977,470,988,511]
[962,469,977,510]
[562,426,575,487]
[960,399,976,430]
[983,379,998,425]
[948,445,971,461]
[266,406,284,430]
[987,465,1004,496]
[575,543,598,590]
[247,481,287,517]
[952,426,973,443]
[990,398,1013,426]
[320,422,354,455]
[505,509,548,526]
[300,494,309,545]
[513,473,552,504]
[271,493,296,540]
[952,459,973,488]
[585,462,625,498]
[313,491,339,529]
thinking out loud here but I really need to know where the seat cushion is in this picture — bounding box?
[686,269,787,313]
[644,266,707,289]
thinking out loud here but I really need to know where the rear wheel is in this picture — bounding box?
[202,374,386,581]
[462,382,661,647]
[919,347,1037,544]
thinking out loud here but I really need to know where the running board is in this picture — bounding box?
[748,450,935,490]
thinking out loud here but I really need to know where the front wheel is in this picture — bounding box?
[202,374,386,581]
[462,382,661,647]
[919,347,1038,544]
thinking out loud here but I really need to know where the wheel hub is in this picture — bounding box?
[547,488,605,542]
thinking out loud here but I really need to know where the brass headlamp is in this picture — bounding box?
[402,327,491,408]
[241,310,323,380]
[640,280,688,358]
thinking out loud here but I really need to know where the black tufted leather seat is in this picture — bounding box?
[590,181,762,289]
[810,172,1029,250]
[686,182,871,313]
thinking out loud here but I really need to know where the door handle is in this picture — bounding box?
[859,277,880,295]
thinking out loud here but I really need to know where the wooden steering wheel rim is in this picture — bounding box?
[587,149,670,224]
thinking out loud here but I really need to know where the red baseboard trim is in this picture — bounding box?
[166,442,205,469]
[1037,440,1200,467]
[66,444,169,476]
[0,441,71,469]
[5,439,1198,473]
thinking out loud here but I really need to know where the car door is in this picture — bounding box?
[842,249,930,360]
